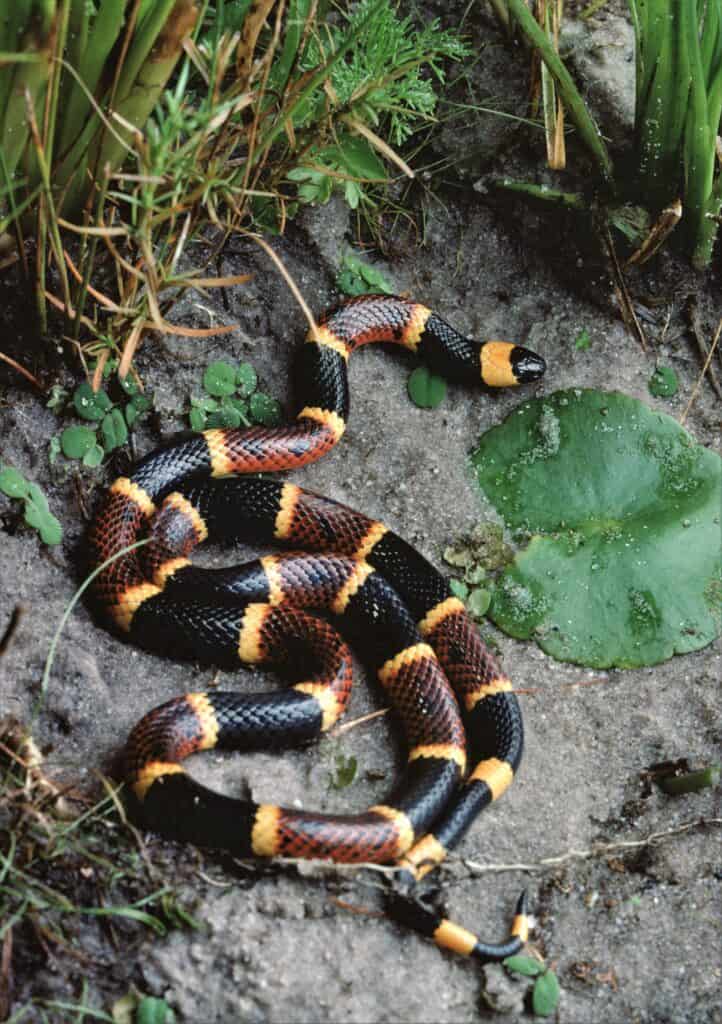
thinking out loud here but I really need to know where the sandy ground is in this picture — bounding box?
[1,3,720,1022]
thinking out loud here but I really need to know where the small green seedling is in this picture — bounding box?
[188,360,281,431]
[574,328,591,351]
[503,955,561,1017]
[657,763,720,795]
[336,250,395,297]
[136,995,177,1024]
[0,465,62,545]
[648,366,678,398]
[49,366,153,467]
[329,753,358,790]
[444,523,513,623]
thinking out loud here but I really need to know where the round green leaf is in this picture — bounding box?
[648,365,678,397]
[125,404,139,427]
[532,969,560,1017]
[467,587,491,618]
[137,995,176,1024]
[82,444,105,468]
[249,392,282,426]
[236,362,258,397]
[215,403,243,428]
[101,408,129,452]
[130,392,153,414]
[118,373,140,396]
[407,367,447,409]
[449,578,469,601]
[0,466,29,499]
[473,390,722,668]
[73,381,112,421]
[203,361,237,397]
[60,425,97,459]
[189,408,207,432]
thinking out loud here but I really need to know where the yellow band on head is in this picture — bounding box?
[480,341,519,387]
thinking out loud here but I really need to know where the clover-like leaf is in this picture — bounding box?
[473,389,722,668]
[101,409,129,452]
[203,361,237,397]
[0,466,30,499]
[61,425,97,459]
[648,365,678,397]
[407,366,446,409]
[73,381,112,421]
[249,392,282,426]
[235,362,258,397]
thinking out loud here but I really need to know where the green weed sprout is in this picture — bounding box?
[0,465,62,544]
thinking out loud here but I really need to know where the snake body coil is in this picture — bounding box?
[89,294,545,961]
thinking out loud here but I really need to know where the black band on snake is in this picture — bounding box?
[88,294,545,963]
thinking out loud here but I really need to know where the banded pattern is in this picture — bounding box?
[89,295,545,962]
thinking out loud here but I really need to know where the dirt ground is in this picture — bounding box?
[1,3,720,1023]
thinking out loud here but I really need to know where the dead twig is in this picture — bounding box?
[681,314,722,424]
[461,817,721,875]
[601,224,648,352]
[683,295,722,402]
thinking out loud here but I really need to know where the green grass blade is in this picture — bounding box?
[503,0,613,182]
[57,0,128,159]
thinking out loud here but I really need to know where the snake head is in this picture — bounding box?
[480,341,546,387]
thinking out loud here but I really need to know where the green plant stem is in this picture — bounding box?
[502,0,613,182]
[491,179,586,209]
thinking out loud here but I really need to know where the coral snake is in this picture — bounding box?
[89,294,545,962]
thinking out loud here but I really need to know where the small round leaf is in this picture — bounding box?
[61,425,97,459]
[203,361,237,397]
[189,408,207,431]
[0,466,30,499]
[73,381,112,421]
[236,362,258,397]
[648,366,678,398]
[449,578,469,601]
[407,367,447,409]
[101,408,129,452]
[249,392,282,426]
[82,444,105,468]
[467,587,491,618]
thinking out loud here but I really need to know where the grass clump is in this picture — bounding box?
[0,718,198,1018]
[0,1,468,386]
[492,0,722,268]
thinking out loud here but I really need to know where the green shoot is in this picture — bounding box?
[0,465,62,545]
[503,956,561,1017]
[336,250,395,297]
[189,358,281,431]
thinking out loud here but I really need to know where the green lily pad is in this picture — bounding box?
[472,389,722,668]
